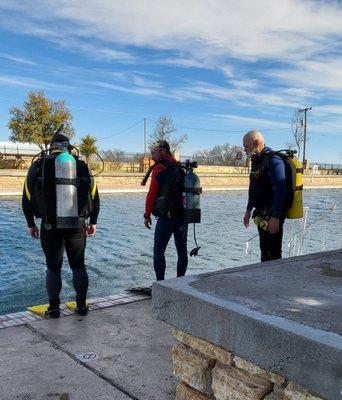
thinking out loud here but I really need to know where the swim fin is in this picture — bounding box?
[27,303,60,318]
[65,301,89,316]
[65,301,77,311]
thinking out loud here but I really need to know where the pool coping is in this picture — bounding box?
[0,292,150,329]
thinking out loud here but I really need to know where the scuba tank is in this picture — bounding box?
[55,149,79,228]
[286,153,303,219]
[183,160,202,224]
[263,149,304,220]
[182,160,202,256]
[28,126,97,226]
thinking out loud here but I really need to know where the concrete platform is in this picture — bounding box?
[152,250,342,400]
[0,299,176,400]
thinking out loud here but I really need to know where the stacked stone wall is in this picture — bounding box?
[173,329,324,400]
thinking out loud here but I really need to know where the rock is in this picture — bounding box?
[173,329,233,365]
[234,356,285,385]
[264,385,285,400]
[284,381,324,400]
[176,382,215,400]
[172,343,215,394]
[212,362,273,400]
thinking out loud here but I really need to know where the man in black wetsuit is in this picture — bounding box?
[243,130,287,262]
[22,133,100,317]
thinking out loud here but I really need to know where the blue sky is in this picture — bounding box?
[0,0,341,162]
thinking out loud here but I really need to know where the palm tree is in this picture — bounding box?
[79,134,98,163]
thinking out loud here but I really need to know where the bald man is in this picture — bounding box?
[243,130,287,262]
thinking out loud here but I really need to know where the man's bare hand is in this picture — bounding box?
[144,217,152,229]
[28,226,39,239]
[243,211,251,228]
[268,217,279,234]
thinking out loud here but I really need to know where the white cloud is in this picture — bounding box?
[313,105,342,116]
[269,58,342,91]
[1,0,341,63]
[90,80,169,98]
[0,74,75,92]
[171,80,308,108]
[0,0,341,116]
[212,113,289,129]
[0,53,37,65]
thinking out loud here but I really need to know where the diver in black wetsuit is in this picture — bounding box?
[22,133,100,318]
[243,130,287,262]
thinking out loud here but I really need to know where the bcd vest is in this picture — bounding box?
[152,160,184,218]
[29,154,93,221]
[250,149,303,219]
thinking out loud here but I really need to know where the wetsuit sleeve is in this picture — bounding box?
[144,164,164,218]
[22,166,36,228]
[268,156,286,218]
[246,182,253,212]
[89,174,100,225]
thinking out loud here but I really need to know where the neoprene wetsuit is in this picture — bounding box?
[144,154,188,280]
[22,154,100,308]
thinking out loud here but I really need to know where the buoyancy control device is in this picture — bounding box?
[29,139,95,228]
[252,149,303,231]
[272,150,304,219]
[141,159,202,223]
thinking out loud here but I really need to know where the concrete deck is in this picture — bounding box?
[0,299,176,400]
[153,250,342,400]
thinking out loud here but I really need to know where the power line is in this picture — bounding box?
[146,117,289,134]
[96,119,143,142]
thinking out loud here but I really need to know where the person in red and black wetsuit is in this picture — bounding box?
[144,140,188,281]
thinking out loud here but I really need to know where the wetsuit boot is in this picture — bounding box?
[45,300,60,318]
[75,297,88,316]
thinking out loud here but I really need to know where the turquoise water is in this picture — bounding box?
[0,189,341,314]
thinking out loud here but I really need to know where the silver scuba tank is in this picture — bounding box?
[183,162,202,224]
[55,150,79,228]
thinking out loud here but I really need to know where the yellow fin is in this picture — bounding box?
[27,304,50,316]
[65,301,77,310]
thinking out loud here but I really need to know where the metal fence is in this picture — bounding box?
[0,145,40,157]
[310,162,342,174]
[1,145,341,173]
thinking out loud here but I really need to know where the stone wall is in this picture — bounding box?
[172,329,324,400]
[1,172,342,193]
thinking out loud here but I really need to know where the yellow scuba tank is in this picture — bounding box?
[286,155,303,219]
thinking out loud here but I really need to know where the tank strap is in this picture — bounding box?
[55,177,79,186]
[140,159,181,186]
[183,187,202,194]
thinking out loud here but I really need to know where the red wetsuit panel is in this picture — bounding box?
[144,155,178,218]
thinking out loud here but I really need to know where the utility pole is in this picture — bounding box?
[144,118,147,154]
[299,106,312,168]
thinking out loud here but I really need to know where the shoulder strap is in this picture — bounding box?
[141,159,181,186]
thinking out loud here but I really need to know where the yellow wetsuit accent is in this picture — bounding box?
[91,180,97,199]
[24,178,31,201]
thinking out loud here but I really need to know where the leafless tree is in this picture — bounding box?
[291,109,305,157]
[194,143,245,166]
[149,115,187,152]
